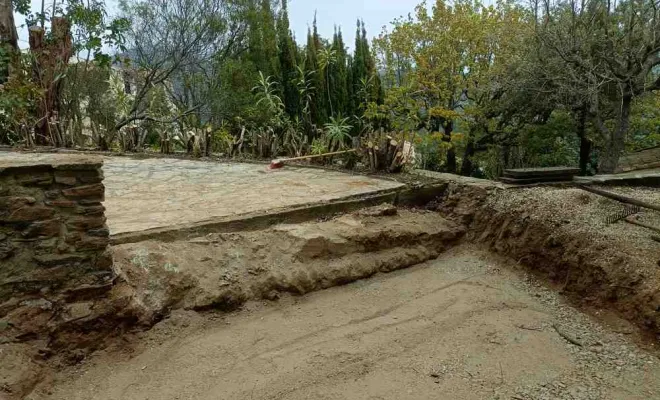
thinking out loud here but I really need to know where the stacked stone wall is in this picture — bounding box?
[0,157,112,343]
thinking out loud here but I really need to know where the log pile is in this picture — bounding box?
[501,167,580,185]
[363,131,412,172]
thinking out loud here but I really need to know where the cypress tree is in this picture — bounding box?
[305,27,322,127]
[278,0,298,118]
[310,14,327,124]
[332,27,349,116]
[260,0,280,78]
[247,2,264,74]
[346,54,356,116]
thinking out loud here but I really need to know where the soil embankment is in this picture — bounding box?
[437,181,660,337]
[5,175,660,400]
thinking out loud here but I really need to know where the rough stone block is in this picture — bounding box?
[53,162,102,171]
[87,227,110,237]
[66,216,107,230]
[45,190,61,199]
[75,205,105,216]
[0,196,36,210]
[33,254,89,268]
[54,175,78,186]
[21,219,61,238]
[55,169,104,184]
[78,199,104,205]
[62,184,104,200]
[0,205,54,222]
[35,238,58,252]
[75,235,110,251]
[15,172,53,186]
[63,301,94,322]
[95,250,113,269]
[0,240,14,260]
[46,200,77,208]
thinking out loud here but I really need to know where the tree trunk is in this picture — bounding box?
[576,106,592,176]
[599,95,632,174]
[30,18,73,146]
[460,136,475,176]
[0,0,19,83]
[443,120,457,173]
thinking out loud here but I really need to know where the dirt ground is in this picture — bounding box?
[28,246,660,400]
[438,182,660,334]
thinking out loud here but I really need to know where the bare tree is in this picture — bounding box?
[115,0,249,133]
[538,0,660,173]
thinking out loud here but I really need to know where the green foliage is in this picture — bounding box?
[311,137,328,155]
[629,92,660,151]
[324,116,353,150]
[16,0,659,176]
[277,0,299,119]
[515,111,579,168]
[252,72,285,120]
[0,55,43,145]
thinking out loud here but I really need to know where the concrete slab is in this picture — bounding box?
[102,158,403,234]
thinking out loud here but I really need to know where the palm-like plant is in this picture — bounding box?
[252,71,284,118]
[295,66,315,125]
[324,115,352,150]
[317,47,337,116]
[356,75,374,111]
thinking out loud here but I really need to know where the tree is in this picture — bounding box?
[117,0,246,135]
[537,0,660,173]
[377,0,510,173]
[331,28,349,116]
[304,18,327,127]
[317,47,337,116]
[0,0,20,82]
[277,0,298,119]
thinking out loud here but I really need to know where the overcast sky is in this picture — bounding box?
[15,0,421,51]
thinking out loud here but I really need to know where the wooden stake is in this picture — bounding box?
[579,185,660,213]
[625,217,660,234]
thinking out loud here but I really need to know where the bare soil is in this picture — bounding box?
[437,182,660,336]
[27,246,660,400]
[5,179,660,400]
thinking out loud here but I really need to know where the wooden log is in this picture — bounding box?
[579,185,660,213]
[625,217,660,234]
[390,151,403,171]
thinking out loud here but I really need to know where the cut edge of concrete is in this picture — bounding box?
[110,182,454,245]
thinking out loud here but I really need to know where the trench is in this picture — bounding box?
[5,178,660,400]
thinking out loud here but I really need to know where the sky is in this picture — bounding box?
[288,0,420,47]
[15,0,422,51]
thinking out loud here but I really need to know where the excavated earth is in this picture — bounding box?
[4,179,660,400]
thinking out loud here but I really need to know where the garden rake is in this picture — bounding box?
[605,204,641,225]
[267,149,357,170]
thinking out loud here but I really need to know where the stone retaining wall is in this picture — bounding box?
[0,155,113,342]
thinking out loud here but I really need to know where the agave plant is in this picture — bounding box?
[324,116,352,151]
[252,71,284,117]
[295,66,315,125]
[317,47,337,116]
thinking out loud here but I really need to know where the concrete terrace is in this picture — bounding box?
[0,153,405,235]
